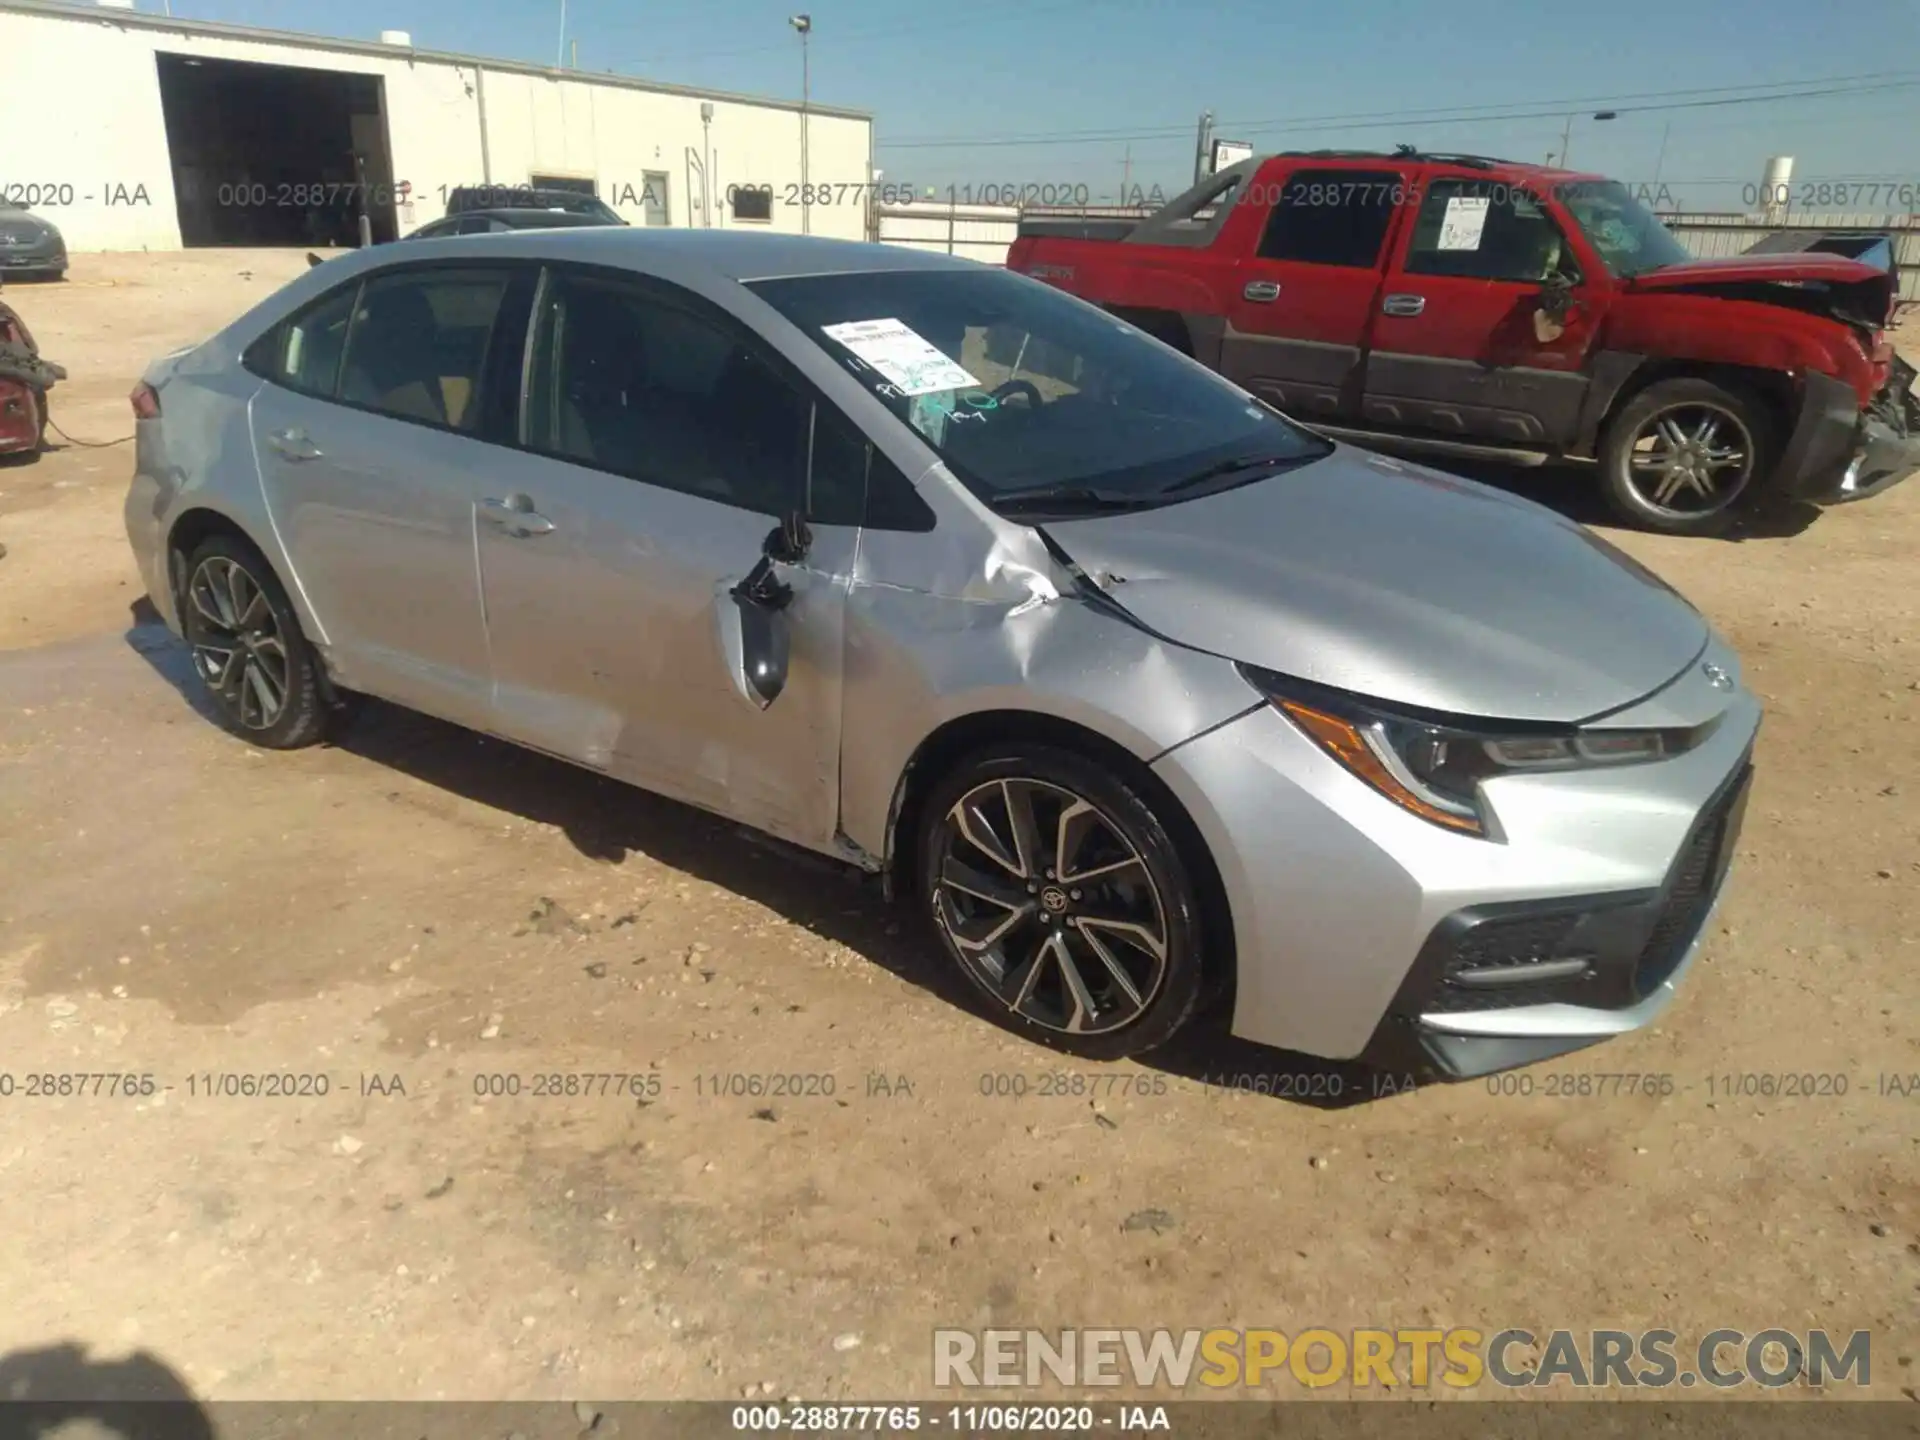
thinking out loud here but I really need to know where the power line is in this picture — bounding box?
[878,71,1920,150]
[622,0,1104,67]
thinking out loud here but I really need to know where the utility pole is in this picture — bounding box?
[556,0,566,68]
[790,14,812,235]
[1121,143,1132,207]
[701,101,715,228]
[1556,109,1616,169]
[1650,119,1672,186]
[1192,110,1214,186]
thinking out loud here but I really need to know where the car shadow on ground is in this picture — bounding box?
[124,603,1400,1110]
[1407,453,1823,541]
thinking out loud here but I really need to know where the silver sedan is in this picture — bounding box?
[123,228,1759,1076]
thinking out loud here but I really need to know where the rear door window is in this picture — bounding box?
[337,268,513,432]
[244,284,357,398]
[1255,167,1402,268]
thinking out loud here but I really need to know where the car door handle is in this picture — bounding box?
[1243,280,1281,302]
[266,427,323,461]
[480,495,556,537]
[1381,293,1426,317]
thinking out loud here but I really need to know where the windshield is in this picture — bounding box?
[748,267,1328,508]
[1557,180,1692,277]
[561,196,623,223]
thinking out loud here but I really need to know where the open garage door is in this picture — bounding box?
[156,53,399,248]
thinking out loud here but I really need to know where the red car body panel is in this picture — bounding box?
[0,298,44,456]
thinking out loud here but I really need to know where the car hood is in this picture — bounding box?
[1625,252,1885,289]
[0,211,56,244]
[1626,252,1895,328]
[1040,447,1709,724]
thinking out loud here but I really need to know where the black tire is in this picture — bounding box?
[918,743,1209,1060]
[1597,377,1779,536]
[179,533,330,749]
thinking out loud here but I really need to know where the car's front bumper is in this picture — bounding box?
[1149,637,1761,1076]
[1779,359,1920,506]
[0,238,67,276]
[1359,752,1751,1079]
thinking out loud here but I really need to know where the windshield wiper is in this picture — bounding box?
[990,484,1159,515]
[1157,451,1324,496]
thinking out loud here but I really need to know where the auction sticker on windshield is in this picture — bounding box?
[822,317,979,396]
[1438,196,1490,250]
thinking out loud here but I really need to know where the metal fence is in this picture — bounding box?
[873,201,1920,303]
[870,200,1024,265]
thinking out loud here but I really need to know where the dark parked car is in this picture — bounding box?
[405,208,625,240]
[443,185,624,225]
[0,200,68,280]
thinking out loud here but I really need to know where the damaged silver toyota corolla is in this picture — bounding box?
[124,230,1760,1079]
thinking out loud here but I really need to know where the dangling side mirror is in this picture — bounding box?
[721,508,810,710]
[730,589,792,709]
[1534,275,1576,342]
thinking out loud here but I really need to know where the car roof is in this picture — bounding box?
[1244,151,1606,185]
[391,227,982,282]
[450,184,599,199]
[463,209,621,228]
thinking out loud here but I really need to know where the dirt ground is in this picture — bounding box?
[0,252,1915,1408]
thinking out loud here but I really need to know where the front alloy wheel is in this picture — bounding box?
[1624,403,1756,520]
[920,747,1208,1058]
[1599,377,1778,536]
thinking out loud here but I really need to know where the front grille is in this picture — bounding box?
[1632,801,1731,997]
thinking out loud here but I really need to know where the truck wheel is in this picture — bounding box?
[1598,378,1778,536]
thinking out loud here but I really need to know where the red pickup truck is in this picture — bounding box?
[1008,149,1919,535]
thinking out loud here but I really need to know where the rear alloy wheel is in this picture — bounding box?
[1599,378,1776,536]
[181,535,329,749]
[919,745,1208,1059]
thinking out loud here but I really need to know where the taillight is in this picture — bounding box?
[130,382,160,420]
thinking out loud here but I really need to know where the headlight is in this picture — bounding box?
[1239,665,1718,839]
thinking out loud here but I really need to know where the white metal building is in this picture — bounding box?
[0,0,874,251]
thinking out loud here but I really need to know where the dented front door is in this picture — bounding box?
[473,444,852,849]
[473,263,850,848]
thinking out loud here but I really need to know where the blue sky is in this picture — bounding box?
[164,0,1920,209]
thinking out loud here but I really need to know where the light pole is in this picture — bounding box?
[790,14,811,234]
[556,0,567,68]
[1556,109,1616,169]
[1192,110,1214,185]
[701,101,715,228]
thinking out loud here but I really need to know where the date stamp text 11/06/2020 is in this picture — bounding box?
[4,1069,1915,1103]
